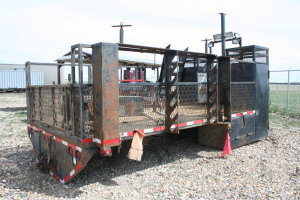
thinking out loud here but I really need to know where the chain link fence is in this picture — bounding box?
[269,70,300,116]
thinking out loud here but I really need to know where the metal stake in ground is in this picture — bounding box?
[112,22,132,43]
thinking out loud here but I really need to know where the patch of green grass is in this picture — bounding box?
[270,88,300,116]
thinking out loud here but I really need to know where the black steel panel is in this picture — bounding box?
[255,63,269,139]
[231,62,255,82]
[230,115,255,148]
[181,67,197,82]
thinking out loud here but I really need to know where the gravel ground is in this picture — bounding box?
[0,93,299,200]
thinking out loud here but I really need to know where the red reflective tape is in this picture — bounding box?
[247,111,254,115]
[194,119,205,124]
[67,143,76,150]
[55,137,62,143]
[36,128,42,132]
[235,113,243,117]
[74,162,82,172]
[54,174,60,181]
[179,123,187,128]
[102,138,121,145]
[44,132,52,137]
[153,126,166,132]
[127,131,134,137]
[63,174,71,182]
[81,138,93,143]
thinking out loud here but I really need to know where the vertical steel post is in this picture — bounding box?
[25,61,31,121]
[112,23,131,44]
[120,27,124,43]
[92,42,120,149]
[25,61,31,87]
[70,46,76,135]
[57,65,61,84]
[286,70,290,114]
[78,45,85,137]
[220,13,226,56]
[71,48,76,83]
[88,65,92,84]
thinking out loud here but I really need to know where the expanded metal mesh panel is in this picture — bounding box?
[119,83,207,133]
[231,84,255,113]
[119,83,165,133]
[177,84,207,123]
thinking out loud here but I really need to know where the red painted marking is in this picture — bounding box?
[81,138,93,143]
[194,119,205,124]
[63,174,71,182]
[235,113,243,117]
[102,138,121,145]
[74,162,82,172]
[153,126,166,132]
[54,174,60,181]
[55,137,62,143]
[67,143,76,150]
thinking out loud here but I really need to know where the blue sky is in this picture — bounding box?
[0,0,300,75]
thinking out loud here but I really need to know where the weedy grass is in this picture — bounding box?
[269,113,300,129]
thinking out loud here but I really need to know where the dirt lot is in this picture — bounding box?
[0,93,299,200]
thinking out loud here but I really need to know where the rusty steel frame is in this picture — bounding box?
[25,41,269,184]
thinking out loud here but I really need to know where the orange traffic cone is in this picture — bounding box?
[221,131,232,158]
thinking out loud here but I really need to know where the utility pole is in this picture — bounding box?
[201,38,212,54]
[112,22,132,43]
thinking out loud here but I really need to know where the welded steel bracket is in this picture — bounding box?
[206,57,218,123]
[163,51,178,133]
